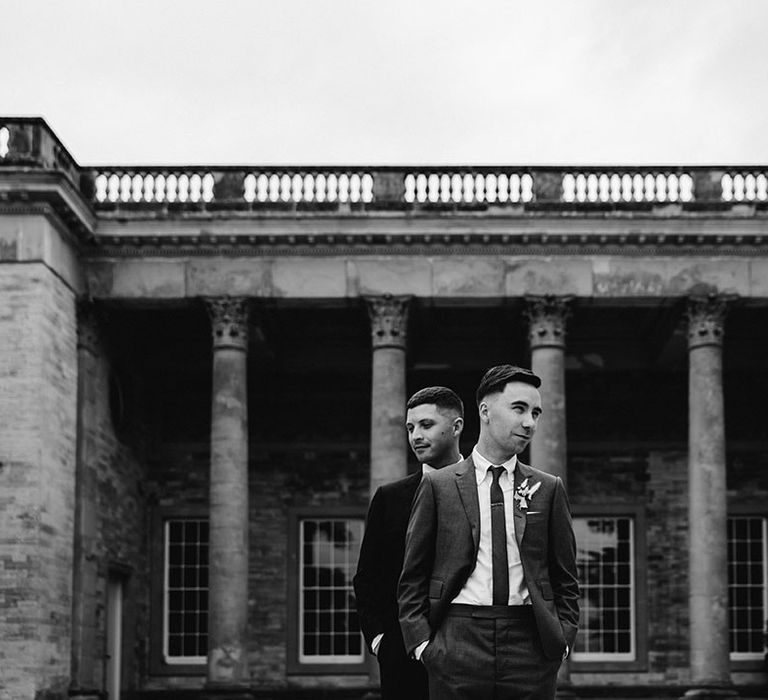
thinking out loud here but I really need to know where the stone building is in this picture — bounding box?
[0,117,766,699]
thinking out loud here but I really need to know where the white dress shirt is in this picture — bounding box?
[451,446,530,606]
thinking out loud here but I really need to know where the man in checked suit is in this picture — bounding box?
[399,365,579,700]
[354,387,465,700]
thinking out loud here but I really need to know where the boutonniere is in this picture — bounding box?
[514,478,541,510]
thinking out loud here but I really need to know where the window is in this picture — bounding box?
[164,519,209,664]
[572,515,636,663]
[728,516,767,661]
[287,509,365,674]
[150,510,209,675]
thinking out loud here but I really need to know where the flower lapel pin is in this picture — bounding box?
[514,478,541,511]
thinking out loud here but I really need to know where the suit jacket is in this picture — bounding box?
[354,470,423,654]
[398,456,579,660]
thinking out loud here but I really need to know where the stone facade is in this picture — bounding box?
[0,263,77,700]
[77,335,150,692]
[1,118,767,698]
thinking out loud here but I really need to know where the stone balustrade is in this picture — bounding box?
[2,117,768,213]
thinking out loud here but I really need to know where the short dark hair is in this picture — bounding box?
[407,386,464,418]
[476,365,541,405]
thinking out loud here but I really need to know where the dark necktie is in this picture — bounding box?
[490,466,509,606]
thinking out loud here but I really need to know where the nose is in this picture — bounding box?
[522,412,537,430]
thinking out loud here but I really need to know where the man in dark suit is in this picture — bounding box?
[399,365,579,700]
[354,387,464,700]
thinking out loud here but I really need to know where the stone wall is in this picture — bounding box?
[77,340,150,692]
[0,263,77,700]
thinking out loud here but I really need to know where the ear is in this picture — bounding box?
[478,401,490,424]
[452,417,464,436]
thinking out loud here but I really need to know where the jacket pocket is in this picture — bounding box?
[429,579,443,599]
[539,580,554,600]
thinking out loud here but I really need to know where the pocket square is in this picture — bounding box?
[526,511,542,515]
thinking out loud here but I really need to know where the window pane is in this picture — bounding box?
[164,518,209,664]
[727,517,766,658]
[298,517,364,664]
[573,516,635,661]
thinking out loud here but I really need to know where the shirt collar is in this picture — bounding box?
[471,446,517,485]
[422,454,464,475]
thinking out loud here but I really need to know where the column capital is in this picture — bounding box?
[76,300,103,354]
[364,295,411,350]
[205,297,250,351]
[525,296,572,350]
[686,295,733,350]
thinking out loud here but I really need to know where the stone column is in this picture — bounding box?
[526,296,574,698]
[362,295,409,698]
[204,298,251,697]
[684,296,736,699]
[526,296,571,486]
[365,295,411,496]
[69,302,102,700]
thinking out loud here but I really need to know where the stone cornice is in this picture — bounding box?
[0,170,96,241]
[82,231,768,258]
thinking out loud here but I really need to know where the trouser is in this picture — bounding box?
[378,625,429,700]
[421,605,561,700]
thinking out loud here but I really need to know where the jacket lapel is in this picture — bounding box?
[455,457,480,556]
[513,461,533,548]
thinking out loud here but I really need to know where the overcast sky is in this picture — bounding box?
[3,0,767,166]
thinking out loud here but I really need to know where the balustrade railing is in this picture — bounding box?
[242,170,374,203]
[403,170,534,204]
[1,118,767,211]
[93,170,216,204]
[0,125,9,159]
[720,170,768,202]
[561,169,694,203]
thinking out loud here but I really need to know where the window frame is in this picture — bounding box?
[286,506,367,675]
[149,506,208,677]
[727,503,768,672]
[570,504,648,672]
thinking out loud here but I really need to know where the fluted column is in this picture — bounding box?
[526,296,573,698]
[69,302,102,700]
[684,296,736,699]
[204,298,251,696]
[526,296,571,486]
[365,295,410,497]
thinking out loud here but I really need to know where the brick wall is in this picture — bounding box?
[645,451,690,683]
[0,263,77,700]
[137,441,768,692]
[570,448,768,689]
[145,444,370,690]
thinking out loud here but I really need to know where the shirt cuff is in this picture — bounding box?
[371,633,383,656]
[414,640,429,660]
